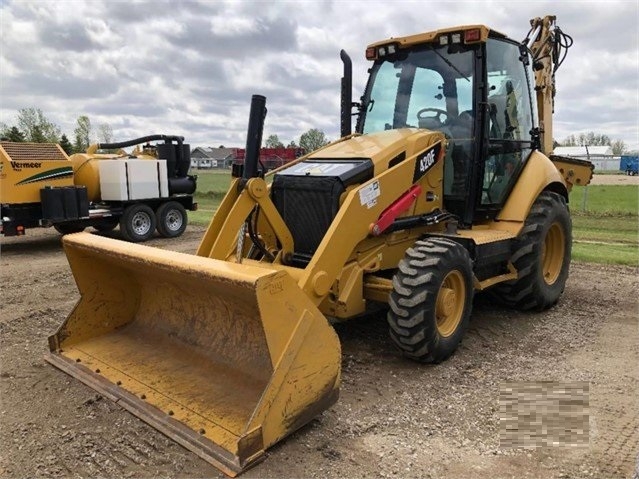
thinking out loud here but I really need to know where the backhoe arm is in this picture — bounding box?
[525,16,573,156]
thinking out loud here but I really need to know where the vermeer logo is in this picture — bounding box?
[12,162,42,169]
[412,143,442,183]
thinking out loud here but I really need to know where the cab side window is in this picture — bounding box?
[482,39,536,204]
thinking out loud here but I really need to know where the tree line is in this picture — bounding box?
[267,129,630,155]
[263,130,329,154]
[559,131,628,155]
[0,107,331,155]
[0,108,113,155]
[214,129,330,154]
[2,108,628,157]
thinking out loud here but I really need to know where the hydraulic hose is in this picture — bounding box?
[96,135,185,170]
[97,135,184,151]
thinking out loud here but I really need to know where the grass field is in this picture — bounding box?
[193,169,233,196]
[569,185,638,215]
[189,170,231,224]
[189,170,638,266]
[569,185,638,265]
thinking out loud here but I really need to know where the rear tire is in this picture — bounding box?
[54,224,85,235]
[156,201,187,238]
[119,204,156,242]
[490,191,571,311]
[387,237,473,363]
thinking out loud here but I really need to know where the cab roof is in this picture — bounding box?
[366,24,508,50]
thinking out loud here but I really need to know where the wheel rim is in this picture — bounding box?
[541,221,565,285]
[435,270,466,337]
[132,211,152,236]
[165,209,183,232]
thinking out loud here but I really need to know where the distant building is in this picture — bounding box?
[191,146,305,170]
[553,146,612,157]
[191,147,239,169]
[233,147,305,170]
[553,145,619,171]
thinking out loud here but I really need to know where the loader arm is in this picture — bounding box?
[197,177,294,263]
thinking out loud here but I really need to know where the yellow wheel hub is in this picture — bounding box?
[435,270,465,337]
[541,222,565,285]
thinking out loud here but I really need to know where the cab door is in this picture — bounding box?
[475,37,539,219]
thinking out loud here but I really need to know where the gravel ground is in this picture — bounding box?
[1,220,638,479]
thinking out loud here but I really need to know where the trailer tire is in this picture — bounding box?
[387,237,473,363]
[93,219,118,232]
[119,204,156,242]
[490,191,571,311]
[156,201,187,238]
[54,224,85,235]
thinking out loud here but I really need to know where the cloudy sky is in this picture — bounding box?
[1,0,637,150]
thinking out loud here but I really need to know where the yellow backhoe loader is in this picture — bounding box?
[47,15,592,476]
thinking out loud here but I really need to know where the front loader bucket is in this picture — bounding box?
[46,233,341,476]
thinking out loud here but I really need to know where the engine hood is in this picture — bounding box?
[308,128,445,174]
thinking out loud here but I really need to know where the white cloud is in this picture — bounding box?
[210,16,257,36]
[0,0,637,151]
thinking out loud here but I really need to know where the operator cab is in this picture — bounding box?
[355,26,539,225]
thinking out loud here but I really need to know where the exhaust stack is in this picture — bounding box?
[340,50,353,138]
[242,94,267,182]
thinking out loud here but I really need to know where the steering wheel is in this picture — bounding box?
[417,108,448,125]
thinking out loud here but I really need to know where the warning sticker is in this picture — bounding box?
[359,181,380,208]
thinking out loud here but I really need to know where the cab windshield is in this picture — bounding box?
[359,43,476,137]
[359,43,477,203]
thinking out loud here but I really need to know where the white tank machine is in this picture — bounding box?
[0,135,197,241]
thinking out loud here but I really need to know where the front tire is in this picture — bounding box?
[387,237,474,363]
[490,191,571,311]
[156,201,187,238]
[119,204,156,242]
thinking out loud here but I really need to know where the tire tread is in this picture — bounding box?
[490,191,572,311]
[387,237,473,363]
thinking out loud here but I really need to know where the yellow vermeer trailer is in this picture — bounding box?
[1,136,196,241]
